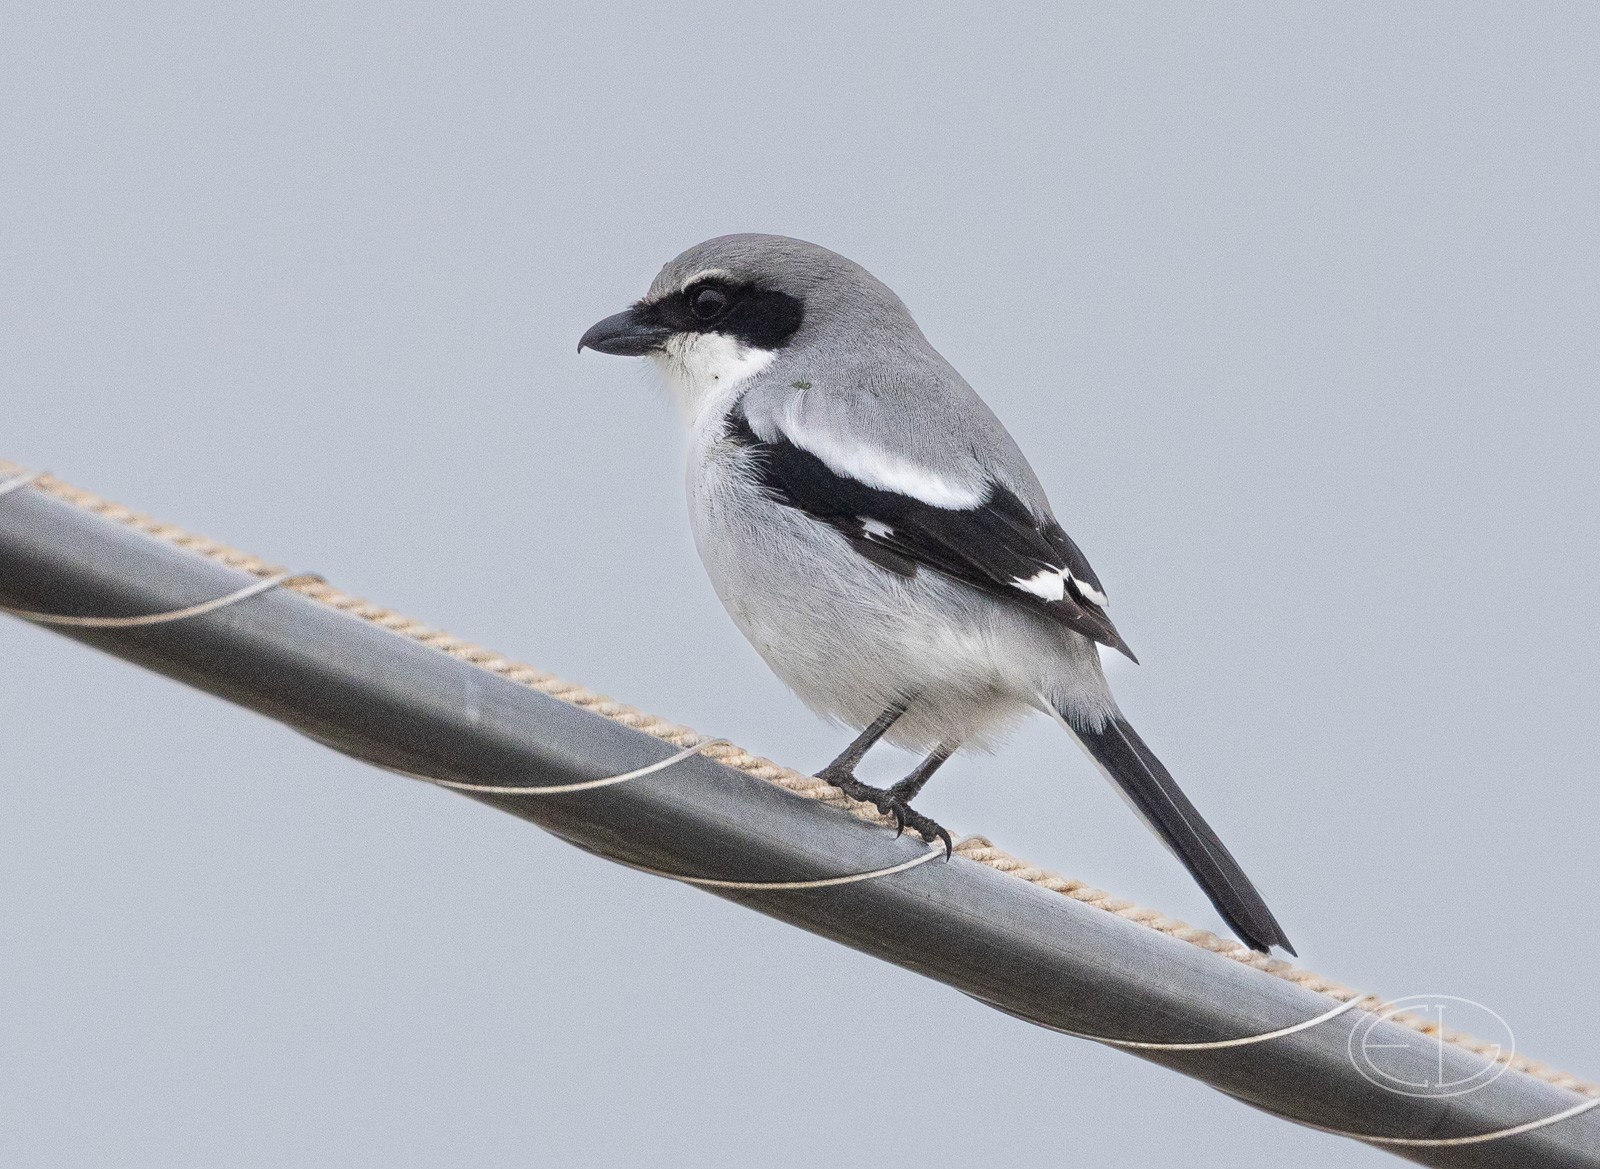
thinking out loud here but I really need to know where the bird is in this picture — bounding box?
[578,234,1294,954]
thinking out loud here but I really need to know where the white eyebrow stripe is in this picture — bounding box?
[776,421,987,510]
[680,267,734,290]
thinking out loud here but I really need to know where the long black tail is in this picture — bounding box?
[1069,713,1294,954]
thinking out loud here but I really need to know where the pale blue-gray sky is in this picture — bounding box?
[4,4,1597,1165]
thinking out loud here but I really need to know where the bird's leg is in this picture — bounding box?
[888,745,953,806]
[815,701,908,786]
[821,725,958,857]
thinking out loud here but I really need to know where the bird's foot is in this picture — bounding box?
[815,770,953,858]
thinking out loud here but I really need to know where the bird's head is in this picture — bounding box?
[579,234,917,419]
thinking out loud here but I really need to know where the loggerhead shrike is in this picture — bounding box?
[579,234,1293,954]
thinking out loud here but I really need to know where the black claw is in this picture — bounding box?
[815,769,951,856]
[896,806,953,857]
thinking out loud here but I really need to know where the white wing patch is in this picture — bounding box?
[1071,576,1109,608]
[859,518,895,538]
[1012,567,1069,600]
[1010,566,1108,609]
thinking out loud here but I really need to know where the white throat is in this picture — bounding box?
[652,332,776,431]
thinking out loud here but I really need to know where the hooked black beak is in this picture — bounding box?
[577,306,673,356]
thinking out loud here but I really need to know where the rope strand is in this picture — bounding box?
[612,841,950,890]
[425,738,733,794]
[0,571,304,627]
[976,990,1373,1052]
[1251,1090,1600,1149]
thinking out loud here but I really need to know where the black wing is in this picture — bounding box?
[726,410,1136,661]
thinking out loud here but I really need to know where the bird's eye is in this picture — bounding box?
[690,286,729,320]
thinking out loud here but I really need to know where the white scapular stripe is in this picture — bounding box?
[778,421,986,509]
